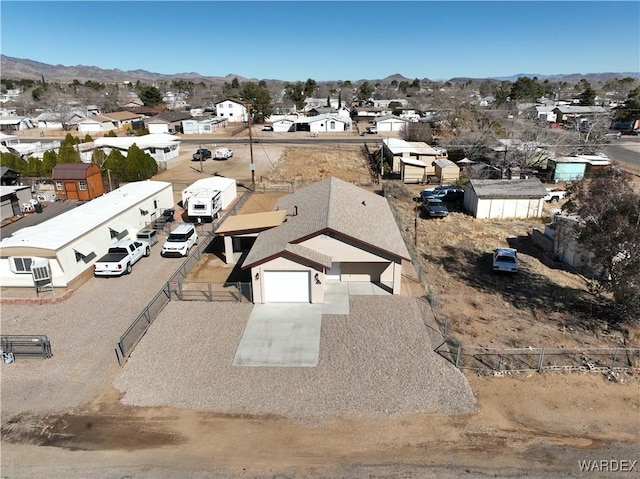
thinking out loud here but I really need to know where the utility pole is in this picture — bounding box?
[248,104,255,191]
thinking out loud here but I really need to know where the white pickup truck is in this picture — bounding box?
[214,147,233,160]
[93,239,150,276]
[544,188,568,202]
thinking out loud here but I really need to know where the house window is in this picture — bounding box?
[153,199,159,209]
[8,257,33,274]
[55,182,64,191]
[78,181,87,191]
[330,121,336,130]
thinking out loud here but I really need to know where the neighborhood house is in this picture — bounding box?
[238,177,411,304]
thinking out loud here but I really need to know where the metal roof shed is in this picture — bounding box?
[464,178,547,219]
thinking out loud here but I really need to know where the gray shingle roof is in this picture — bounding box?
[243,177,411,268]
[469,178,547,198]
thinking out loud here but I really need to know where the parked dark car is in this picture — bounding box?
[423,198,449,218]
[421,186,464,202]
[192,148,212,161]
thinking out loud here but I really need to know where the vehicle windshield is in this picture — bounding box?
[167,234,187,242]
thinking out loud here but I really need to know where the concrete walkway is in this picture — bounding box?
[234,282,391,367]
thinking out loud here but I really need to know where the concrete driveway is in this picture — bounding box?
[233,303,323,367]
[233,282,390,367]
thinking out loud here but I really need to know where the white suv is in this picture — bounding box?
[161,224,198,257]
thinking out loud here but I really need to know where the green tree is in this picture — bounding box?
[0,152,26,174]
[57,143,82,163]
[102,149,126,181]
[83,134,94,143]
[357,81,374,100]
[104,130,118,137]
[509,77,545,101]
[239,82,273,122]
[563,173,640,323]
[42,150,58,176]
[122,144,157,181]
[24,157,43,177]
[303,78,317,97]
[578,83,597,106]
[91,149,106,167]
[231,77,240,89]
[614,86,640,122]
[137,85,163,106]
[284,81,306,110]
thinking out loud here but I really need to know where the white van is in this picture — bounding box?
[160,224,198,257]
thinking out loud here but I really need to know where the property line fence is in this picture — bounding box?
[436,343,640,374]
[169,281,252,302]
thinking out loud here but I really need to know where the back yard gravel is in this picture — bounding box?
[113,295,476,424]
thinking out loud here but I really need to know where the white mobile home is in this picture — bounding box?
[0,181,174,289]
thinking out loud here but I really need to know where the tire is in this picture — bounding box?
[125,263,132,275]
[144,247,150,257]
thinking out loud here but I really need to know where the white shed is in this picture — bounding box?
[0,181,174,288]
[464,178,547,219]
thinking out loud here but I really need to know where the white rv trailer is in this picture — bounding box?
[181,177,237,222]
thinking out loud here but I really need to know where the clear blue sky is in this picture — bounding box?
[1,1,639,82]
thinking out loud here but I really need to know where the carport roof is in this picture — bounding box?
[243,177,411,269]
[215,210,287,235]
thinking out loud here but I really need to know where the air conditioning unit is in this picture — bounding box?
[31,258,51,282]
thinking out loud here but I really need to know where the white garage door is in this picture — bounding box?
[263,271,310,303]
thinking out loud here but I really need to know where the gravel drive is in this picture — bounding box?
[114,295,476,423]
[0,234,188,419]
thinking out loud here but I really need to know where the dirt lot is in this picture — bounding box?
[2,142,638,478]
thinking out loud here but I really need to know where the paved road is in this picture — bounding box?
[604,137,640,175]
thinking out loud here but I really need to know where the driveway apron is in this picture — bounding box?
[233,303,323,367]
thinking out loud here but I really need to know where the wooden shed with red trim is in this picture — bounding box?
[52,163,104,201]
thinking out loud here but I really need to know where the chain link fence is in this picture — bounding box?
[436,343,640,374]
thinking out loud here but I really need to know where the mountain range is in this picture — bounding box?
[1,55,638,85]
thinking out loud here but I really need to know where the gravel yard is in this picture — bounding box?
[113,295,476,424]
[0,240,187,419]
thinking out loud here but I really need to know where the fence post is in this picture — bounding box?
[208,282,212,301]
[455,344,462,368]
[538,348,545,372]
[612,348,618,369]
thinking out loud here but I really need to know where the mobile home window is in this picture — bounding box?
[8,257,33,274]
[78,181,87,191]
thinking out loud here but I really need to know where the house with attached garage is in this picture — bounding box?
[463,178,547,219]
[77,115,117,133]
[374,114,409,133]
[293,113,352,133]
[0,180,174,289]
[238,177,411,304]
[144,111,192,134]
